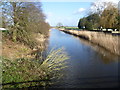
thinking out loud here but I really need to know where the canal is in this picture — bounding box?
[47,28,119,88]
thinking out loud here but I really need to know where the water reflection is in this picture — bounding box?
[73,36,119,64]
[31,36,49,62]
[47,29,119,88]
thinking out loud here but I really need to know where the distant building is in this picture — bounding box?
[0,28,8,31]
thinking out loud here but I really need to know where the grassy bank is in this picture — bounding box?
[64,27,79,30]
[60,30,120,56]
[2,37,70,88]
[2,48,69,89]
[1,2,70,89]
[57,27,79,30]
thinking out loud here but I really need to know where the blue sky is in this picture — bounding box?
[41,0,119,26]
[42,2,92,26]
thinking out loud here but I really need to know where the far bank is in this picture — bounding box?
[60,29,120,56]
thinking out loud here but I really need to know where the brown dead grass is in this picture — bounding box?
[62,30,120,55]
[2,33,49,60]
[2,38,32,60]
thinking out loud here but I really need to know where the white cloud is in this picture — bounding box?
[74,8,86,14]
[78,8,86,13]
[89,0,119,14]
[45,19,50,23]
[44,12,53,24]
[45,12,53,17]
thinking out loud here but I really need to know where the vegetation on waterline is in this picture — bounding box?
[2,48,69,88]
[64,27,79,30]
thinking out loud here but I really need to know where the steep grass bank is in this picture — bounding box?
[60,30,120,56]
[2,33,49,60]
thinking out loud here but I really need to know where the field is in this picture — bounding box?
[64,27,79,30]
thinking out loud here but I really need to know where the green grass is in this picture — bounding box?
[2,58,43,88]
[2,47,69,89]
[64,27,79,30]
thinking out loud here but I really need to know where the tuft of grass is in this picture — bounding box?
[2,47,69,88]
[40,47,69,80]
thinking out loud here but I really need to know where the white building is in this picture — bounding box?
[0,28,8,31]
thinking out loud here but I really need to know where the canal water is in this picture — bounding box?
[47,28,119,88]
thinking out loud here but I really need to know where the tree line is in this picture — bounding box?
[2,2,50,48]
[78,2,119,30]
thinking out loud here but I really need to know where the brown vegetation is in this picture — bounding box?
[61,30,120,55]
[2,2,50,49]
[78,2,119,30]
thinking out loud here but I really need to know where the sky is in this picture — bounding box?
[41,0,119,26]
[42,2,91,26]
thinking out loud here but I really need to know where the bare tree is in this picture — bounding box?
[100,3,118,29]
[2,2,50,48]
[90,2,116,16]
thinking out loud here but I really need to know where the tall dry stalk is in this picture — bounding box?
[40,47,69,80]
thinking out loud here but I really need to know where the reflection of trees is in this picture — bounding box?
[30,37,49,62]
[74,36,118,64]
[92,45,118,64]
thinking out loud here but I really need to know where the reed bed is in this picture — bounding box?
[61,30,120,55]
